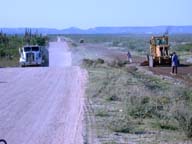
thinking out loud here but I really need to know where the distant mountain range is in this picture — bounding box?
[1,26,192,35]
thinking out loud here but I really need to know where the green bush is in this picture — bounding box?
[95,110,109,117]
[174,43,192,52]
[108,116,134,133]
[128,96,155,118]
[82,58,94,66]
[174,103,192,138]
[105,95,119,101]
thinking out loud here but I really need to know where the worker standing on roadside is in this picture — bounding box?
[127,51,132,63]
[171,52,179,75]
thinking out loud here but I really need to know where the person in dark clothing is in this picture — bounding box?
[127,51,132,63]
[171,52,179,75]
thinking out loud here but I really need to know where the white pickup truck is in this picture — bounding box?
[19,45,43,67]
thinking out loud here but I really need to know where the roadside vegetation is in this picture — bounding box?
[66,34,192,143]
[83,58,192,143]
[0,29,48,67]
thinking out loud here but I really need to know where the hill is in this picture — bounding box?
[1,26,192,35]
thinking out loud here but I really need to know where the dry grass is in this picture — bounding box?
[83,58,192,144]
[0,57,19,67]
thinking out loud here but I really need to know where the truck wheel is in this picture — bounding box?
[20,64,25,67]
[0,139,7,144]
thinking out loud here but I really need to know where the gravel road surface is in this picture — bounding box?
[0,38,86,144]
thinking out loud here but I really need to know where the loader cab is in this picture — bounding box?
[150,36,169,57]
[149,35,171,66]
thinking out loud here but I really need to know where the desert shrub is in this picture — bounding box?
[82,58,105,67]
[174,103,192,138]
[176,89,192,102]
[141,96,150,104]
[79,39,84,43]
[152,118,178,131]
[127,95,173,120]
[95,109,109,117]
[105,95,119,101]
[84,58,128,68]
[159,122,178,131]
[95,58,105,64]
[108,116,134,133]
[107,59,127,68]
[71,42,78,47]
[0,48,6,57]
[126,66,138,73]
[128,96,155,118]
[82,58,94,66]
[144,77,169,92]
[158,96,170,105]
[116,60,127,67]
[182,89,192,102]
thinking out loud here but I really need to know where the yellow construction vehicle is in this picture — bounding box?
[147,35,171,67]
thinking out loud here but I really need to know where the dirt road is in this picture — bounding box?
[0,38,86,144]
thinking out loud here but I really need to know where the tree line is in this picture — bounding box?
[0,29,49,59]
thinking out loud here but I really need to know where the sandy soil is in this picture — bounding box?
[0,38,86,144]
[147,65,192,86]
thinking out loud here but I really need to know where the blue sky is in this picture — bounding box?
[0,0,191,29]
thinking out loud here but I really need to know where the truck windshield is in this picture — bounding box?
[24,47,31,52]
[32,47,39,51]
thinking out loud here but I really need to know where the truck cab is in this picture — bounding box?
[19,45,43,67]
